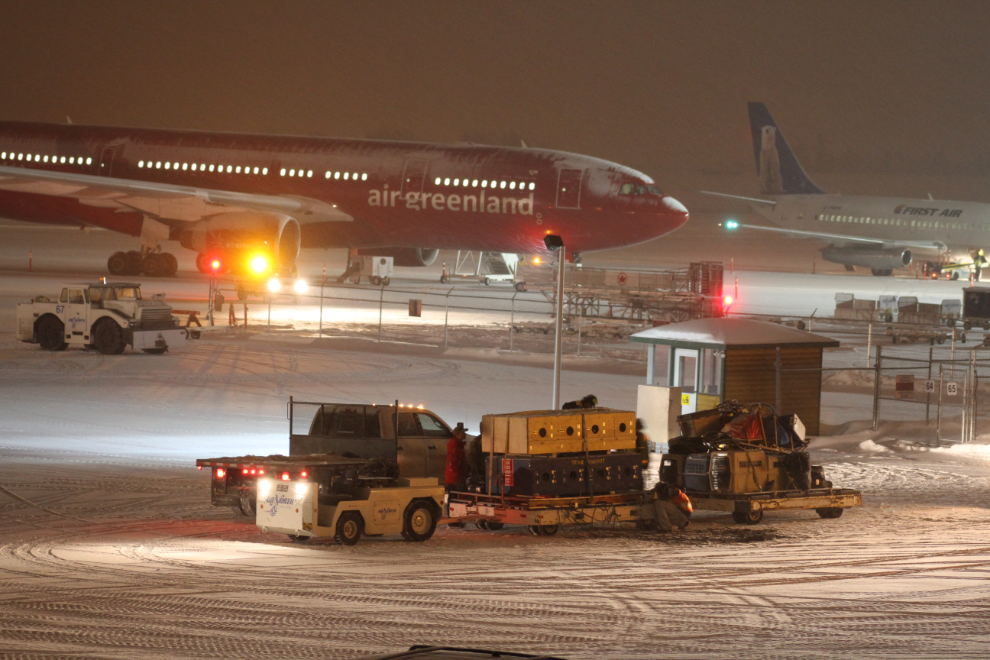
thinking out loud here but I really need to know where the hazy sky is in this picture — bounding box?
[2,1,988,195]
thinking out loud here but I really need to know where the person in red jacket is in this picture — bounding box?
[445,423,468,491]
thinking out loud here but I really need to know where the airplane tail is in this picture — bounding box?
[748,102,825,195]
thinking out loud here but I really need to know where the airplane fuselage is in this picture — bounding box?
[0,121,688,261]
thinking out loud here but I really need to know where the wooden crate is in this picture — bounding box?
[584,410,636,440]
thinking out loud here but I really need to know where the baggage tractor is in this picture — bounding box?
[485,453,643,497]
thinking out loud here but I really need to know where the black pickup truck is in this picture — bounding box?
[198,399,455,514]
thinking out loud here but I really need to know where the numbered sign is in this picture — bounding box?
[947,382,959,396]
[924,380,936,393]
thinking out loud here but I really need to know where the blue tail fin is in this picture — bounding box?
[748,102,824,195]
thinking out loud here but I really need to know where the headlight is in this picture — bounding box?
[250,255,268,274]
[294,483,308,496]
[267,278,281,293]
[293,279,308,294]
[258,479,271,495]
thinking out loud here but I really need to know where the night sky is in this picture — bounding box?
[2,1,989,200]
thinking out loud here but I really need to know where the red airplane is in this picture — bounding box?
[0,121,688,278]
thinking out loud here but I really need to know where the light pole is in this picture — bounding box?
[545,234,565,410]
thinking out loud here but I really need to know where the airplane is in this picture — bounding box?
[0,121,689,284]
[703,102,989,278]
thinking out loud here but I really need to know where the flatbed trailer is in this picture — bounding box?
[688,487,862,524]
[447,490,652,535]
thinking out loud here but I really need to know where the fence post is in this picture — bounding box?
[866,322,873,368]
[318,264,325,337]
[973,354,979,444]
[936,365,944,447]
[443,286,454,350]
[774,347,782,413]
[926,345,933,424]
[509,291,517,352]
[577,303,583,358]
[378,285,384,343]
[872,344,883,431]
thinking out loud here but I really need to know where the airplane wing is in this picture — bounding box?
[699,190,777,206]
[0,165,354,227]
[725,221,947,250]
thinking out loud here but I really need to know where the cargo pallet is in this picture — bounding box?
[687,487,862,525]
[447,490,649,535]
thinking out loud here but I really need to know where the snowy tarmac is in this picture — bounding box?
[1,221,990,659]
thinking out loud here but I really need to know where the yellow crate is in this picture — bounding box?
[482,409,638,455]
[584,411,636,440]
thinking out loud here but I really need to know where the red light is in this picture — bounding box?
[211,260,220,271]
[197,466,202,470]
[259,469,265,475]
[281,472,290,481]
[242,468,248,474]
[216,468,225,479]
[250,468,256,475]
[723,295,734,307]
[300,471,308,478]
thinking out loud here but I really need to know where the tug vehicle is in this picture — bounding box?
[16,282,187,354]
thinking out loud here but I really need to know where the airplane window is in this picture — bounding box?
[138,161,144,168]
[308,170,313,177]
[361,173,367,180]
[509,181,516,190]
[18,153,23,160]
[482,180,488,187]
[620,183,635,195]
[253,167,258,174]
[500,180,507,189]
[165,162,171,169]
[1,152,5,159]
[157,162,162,168]
[235,166,241,174]
[334,171,340,179]
[182,163,187,170]
[86,158,92,164]
[351,172,357,180]
[435,177,441,185]
[280,168,286,176]
[472,179,478,186]
[343,172,349,180]
[289,169,295,177]
[60,156,65,163]
[43,155,49,163]
[207,165,213,172]
[454,179,460,186]
[326,171,332,179]
[226,165,232,173]
[444,178,450,185]
[262,167,268,175]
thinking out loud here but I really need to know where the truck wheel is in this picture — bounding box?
[107,251,130,276]
[142,253,166,277]
[816,507,843,519]
[484,521,503,531]
[514,281,527,292]
[731,509,763,525]
[370,275,381,286]
[382,277,390,286]
[964,321,973,331]
[335,511,363,545]
[529,524,558,536]
[92,319,126,355]
[238,491,256,516]
[37,316,67,351]
[403,501,438,542]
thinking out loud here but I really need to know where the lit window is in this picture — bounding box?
[262,167,268,175]
[236,166,241,173]
[18,153,23,160]
[361,173,367,181]
[481,180,487,187]
[500,180,506,189]
[351,172,356,180]
[510,181,516,189]
[138,161,144,168]
[308,170,313,178]
[182,163,188,170]
[172,163,178,170]
[290,169,296,177]
[191,164,197,171]
[253,167,259,174]
[226,165,232,173]
[1,152,5,159]
[444,178,450,185]
[334,171,340,179]
[165,162,171,169]
[86,157,92,165]
[326,171,332,179]
[43,155,49,163]
[435,177,441,185]
[472,179,478,187]
[529,182,535,190]
[343,172,349,180]
[209,164,215,172]
[280,168,286,176]
[454,179,460,186]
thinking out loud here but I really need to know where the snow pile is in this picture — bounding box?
[857,439,891,453]
[928,443,990,465]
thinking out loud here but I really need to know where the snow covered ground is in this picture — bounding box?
[1,223,989,659]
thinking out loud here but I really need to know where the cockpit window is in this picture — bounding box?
[648,185,663,195]
[619,183,635,195]
[634,185,647,195]
[620,182,658,195]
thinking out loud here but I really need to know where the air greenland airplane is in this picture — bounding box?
[0,121,688,280]
[704,102,990,278]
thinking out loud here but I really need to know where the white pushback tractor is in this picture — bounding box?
[16,282,187,354]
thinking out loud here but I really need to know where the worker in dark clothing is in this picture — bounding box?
[635,418,650,472]
[651,482,692,532]
[445,423,468,491]
[562,394,598,410]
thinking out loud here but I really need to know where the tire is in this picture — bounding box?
[92,318,126,355]
[948,319,957,328]
[195,254,211,274]
[514,282,526,292]
[287,534,309,543]
[37,316,67,351]
[476,520,489,530]
[107,251,130,275]
[162,253,179,277]
[528,524,559,536]
[731,509,763,525]
[142,348,168,355]
[142,253,166,277]
[816,507,844,519]
[370,276,381,286]
[402,500,438,542]
[125,251,144,275]
[485,521,504,531]
[482,277,490,286]
[382,277,390,286]
[964,321,973,331]
[238,491,257,516]
[334,511,363,545]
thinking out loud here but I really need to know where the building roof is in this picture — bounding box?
[630,318,840,350]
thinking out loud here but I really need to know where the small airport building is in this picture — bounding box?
[630,318,839,436]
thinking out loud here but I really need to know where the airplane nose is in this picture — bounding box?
[661,195,690,226]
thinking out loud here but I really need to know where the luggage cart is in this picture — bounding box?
[688,488,862,524]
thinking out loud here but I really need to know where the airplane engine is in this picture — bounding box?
[177,212,300,273]
[820,246,912,276]
[358,247,439,267]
